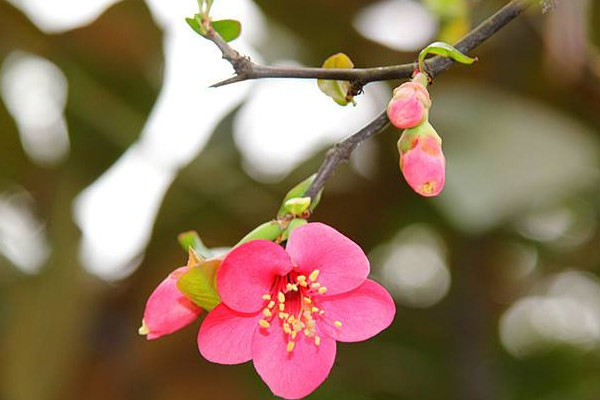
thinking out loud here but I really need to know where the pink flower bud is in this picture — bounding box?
[399,134,445,197]
[387,81,431,129]
[139,267,202,340]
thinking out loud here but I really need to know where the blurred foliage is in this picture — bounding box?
[1,1,600,400]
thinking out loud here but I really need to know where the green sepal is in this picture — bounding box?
[418,41,477,73]
[212,19,242,42]
[317,53,355,106]
[235,220,283,247]
[277,175,322,218]
[280,218,308,242]
[397,121,441,154]
[176,249,221,311]
[177,230,211,258]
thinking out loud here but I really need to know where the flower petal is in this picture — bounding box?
[197,303,259,364]
[252,325,336,399]
[286,223,369,295]
[218,240,293,313]
[319,279,395,342]
[142,267,202,340]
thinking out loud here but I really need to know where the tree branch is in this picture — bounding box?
[304,0,535,200]
[201,0,536,203]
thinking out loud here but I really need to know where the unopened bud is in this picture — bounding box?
[398,124,445,197]
[387,80,431,129]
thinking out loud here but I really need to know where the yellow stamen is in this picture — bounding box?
[268,301,275,309]
[259,319,270,328]
[314,336,321,346]
[262,294,271,300]
[277,292,285,303]
[318,286,328,294]
[303,297,312,304]
[311,282,321,289]
[287,341,295,352]
[311,307,319,313]
[263,309,272,317]
[138,320,150,336]
[297,275,306,283]
[286,283,293,291]
[334,320,342,328]
[309,269,320,281]
[279,303,285,311]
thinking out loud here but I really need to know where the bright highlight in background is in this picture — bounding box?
[1,51,70,166]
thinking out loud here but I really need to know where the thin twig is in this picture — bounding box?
[201,0,536,202]
[304,0,535,199]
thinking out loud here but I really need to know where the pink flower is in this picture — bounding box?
[197,223,396,399]
[139,266,203,340]
[386,81,431,129]
[400,134,445,197]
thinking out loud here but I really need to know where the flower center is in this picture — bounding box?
[257,268,342,352]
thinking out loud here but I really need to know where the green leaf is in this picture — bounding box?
[280,218,308,242]
[418,41,477,72]
[185,14,206,36]
[277,175,322,218]
[235,221,283,247]
[177,255,221,311]
[212,19,242,42]
[283,197,311,217]
[317,53,355,106]
[177,230,211,258]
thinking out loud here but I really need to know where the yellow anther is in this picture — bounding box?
[291,331,297,339]
[319,310,325,315]
[318,286,328,294]
[311,307,319,313]
[291,284,298,291]
[263,309,272,317]
[286,283,293,291]
[311,282,321,289]
[303,297,312,304]
[309,269,320,281]
[262,294,271,300]
[298,281,308,287]
[287,341,295,352]
[314,336,321,346]
[277,292,285,303]
[283,323,291,334]
[297,275,306,283]
[259,319,270,328]
[268,301,275,309]
[279,303,285,311]
[334,320,342,328]
[304,329,311,336]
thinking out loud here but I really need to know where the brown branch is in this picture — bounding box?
[201,0,537,202]
[304,0,536,199]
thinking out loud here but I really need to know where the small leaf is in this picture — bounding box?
[177,231,211,258]
[277,175,322,218]
[177,256,221,311]
[280,218,308,242]
[212,19,242,42]
[235,221,283,247]
[317,53,355,106]
[283,197,311,217]
[418,41,477,72]
[185,14,206,36]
